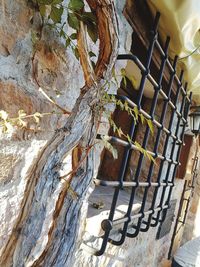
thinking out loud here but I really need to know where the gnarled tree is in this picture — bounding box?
[0,0,118,266]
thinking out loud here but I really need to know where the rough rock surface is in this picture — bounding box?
[0,0,83,262]
[0,0,119,266]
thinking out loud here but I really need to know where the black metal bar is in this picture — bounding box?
[155,40,189,98]
[95,13,160,255]
[93,11,192,256]
[140,55,179,231]
[102,204,169,230]
[97,134,180,164]
[122,36,170,240]
[117,56,190,118]
[94,179,174,188]
[149,72,185,227]
[115,96,184,143]
[158,91,191,225]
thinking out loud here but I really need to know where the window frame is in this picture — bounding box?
[93,8,191,256]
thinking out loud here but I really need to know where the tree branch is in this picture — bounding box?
[87,0,119,80]
[77,21,96,87]
[0,1,119,266]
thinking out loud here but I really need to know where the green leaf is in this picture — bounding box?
[18,110,26,118]
[124,101,129,111]
[39,5,46,17]
[65,38,71,48]
[31,30,39,47]
[60,29,65,38]
[101,135,118,159]
[112,122,117,133]
[129,75,138,89]
[147,119,154,134]
[120,68,127,87]
[3,121,13,133]
[89,51,96,58]
[68,12,80,30]
[70,33,77,40]
[129,110,136,122]
[91,61,96,69]
[50,5,63,23]
[33,112,43,124]
[103,92,109,101]
[86,21,98,43]
[127,134,132,143]
[121,68,126,77]
[81,12,97,24]
[52,0,63,4]
[117,100,123,111]
[0,110,8,121]
[146,152,156,163]
[133,106,139,121]
[111,95,116,103]
[68,0,84,11]
[73,47,80,60]
[123,76,127,87]
[75,48,79,60]
[112,68,119,87]
[134,141,144,154]
[117,127,123,138]
[17,118,27,128]
[140,113,145,124]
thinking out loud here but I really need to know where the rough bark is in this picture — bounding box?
[0,0,118,266]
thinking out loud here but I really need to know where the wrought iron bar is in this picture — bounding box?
[94,12,161,256]
[119,36,170,241]
[93,12,192,256]
[149,74,185,227]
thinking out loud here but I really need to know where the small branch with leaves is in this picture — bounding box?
[0,109,61,133]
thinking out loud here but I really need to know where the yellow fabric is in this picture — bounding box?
[147,0,200,104]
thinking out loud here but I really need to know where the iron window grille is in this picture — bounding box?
[93,12,192,256]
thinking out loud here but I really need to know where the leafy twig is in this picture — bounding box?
[0,110,62,133]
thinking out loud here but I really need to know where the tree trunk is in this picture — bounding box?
[0,0,118,266]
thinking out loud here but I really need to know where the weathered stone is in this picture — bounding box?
[0,0,84,263]
[0,0,119,266]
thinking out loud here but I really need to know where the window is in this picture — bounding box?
[89,11,191,256]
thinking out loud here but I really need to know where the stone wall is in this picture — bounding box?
[0,0,84,258]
